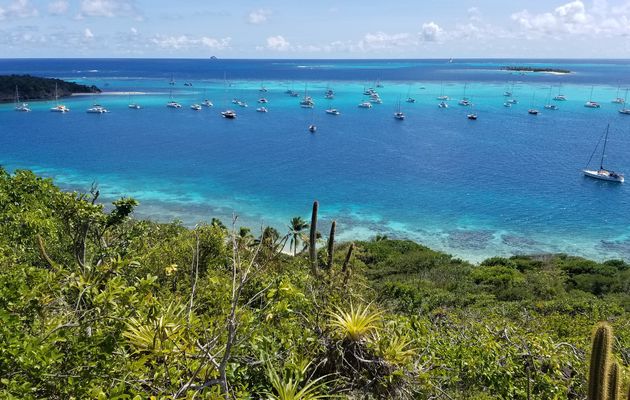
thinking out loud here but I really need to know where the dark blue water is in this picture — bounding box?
[1,59,630,262]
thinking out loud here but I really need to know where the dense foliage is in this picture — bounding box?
[0,75,100,102]
[0,168,628,399]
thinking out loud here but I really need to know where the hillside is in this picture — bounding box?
[0,74,100,103]
[0,168,628,399]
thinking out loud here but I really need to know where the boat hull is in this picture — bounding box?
[583,169,624,183]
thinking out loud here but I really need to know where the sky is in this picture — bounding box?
[1,0,630,58]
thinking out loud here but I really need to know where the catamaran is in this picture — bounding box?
[458,83,471,106]
[583,124,624,182]
[50,83,70,112]
[612,86,625,104]
[544,86,559,110]
[14,86,31,112]
[584,86,601,108]
[87,104,108,113]
[619,89,630,114]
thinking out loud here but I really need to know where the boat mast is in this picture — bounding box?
[600,124,610,170]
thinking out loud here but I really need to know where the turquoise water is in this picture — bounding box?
[1,59,630,262]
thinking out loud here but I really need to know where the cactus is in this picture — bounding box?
[309,201,318,274]
[327,220,336,270]
[588,322,613,400]
[607,362,620,400]
[342,243,354,287]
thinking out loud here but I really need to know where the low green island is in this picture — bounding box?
[501,66,572,74]
[0,169,628,399]
[0,74,100,103]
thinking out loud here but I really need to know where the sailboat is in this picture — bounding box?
[436,81,449,101]
[300,83,314,108]
[406,85,416,103]
[503,82,513,97]
[166,89,182,108]
[584,86,601,108]
[528,92,539,115]
[308,107,317,132]
[553,84,567,101]
[221,72,236,119]
[169,74,175,86]
[583,124,624,182]
[14,86,31,112]
[612,86,625,104]
[325,96,340,115]
[50,83,70,112]
[544,86,559,110]
[128,92,141,109]
[393,98,405,120]
[458,83,471,106]
[467,99,477,120]
[618,89,630,115]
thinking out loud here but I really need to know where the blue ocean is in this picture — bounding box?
[1,58,629,262]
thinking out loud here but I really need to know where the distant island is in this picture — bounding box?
[501,66,572,74]
[0,75,100,103]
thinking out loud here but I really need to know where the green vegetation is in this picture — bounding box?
[0,75,100,102]
[0,168,629,399]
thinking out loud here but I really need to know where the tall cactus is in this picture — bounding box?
[588,322,613,400]
[607,362,620,400]
[327,220,336,270]
[309,201,318,274]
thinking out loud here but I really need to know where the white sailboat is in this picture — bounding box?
[50,83,70,112]
[436,81,449,101]
[166,89,182,108]
[612,86,625,104]
[618,89,630,115]
[583,124,624,182]
[584,86,601,108]
[14,86,31,112]
[544,86,559,110]
[221,73,236,119]
[458,83,471,106]
[553,84,567,101]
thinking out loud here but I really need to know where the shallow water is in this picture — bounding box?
[1,59,630,262]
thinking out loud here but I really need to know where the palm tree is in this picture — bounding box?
[288,216,309,256]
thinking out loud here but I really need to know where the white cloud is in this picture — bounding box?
[247,8,271,24]
[420,22,443,42]
[359,31,412,50]
[200,36,231,49]
[48,0,69,15]
[0,0,39,19]
[151,34,231,51]
[130,27,137,35]
[511,0,596,36]
[468,7,482,22]
[79,0,139,18]
[84,28,94,39]
[264,35,290,51]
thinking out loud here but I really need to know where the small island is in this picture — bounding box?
[0,74,100,103]
[501,66,572,74]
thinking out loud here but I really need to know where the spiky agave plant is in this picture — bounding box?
[123,302,187,355]
[328,303,382,342]
[372,332,417,366]
[264,360,337,400]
